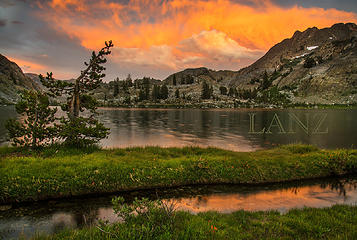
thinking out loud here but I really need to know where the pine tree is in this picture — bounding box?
[180,77,185,85]
[304,57,316,68]
[219,86,227,95]
[126,74,133,87]
[143,77,150,100]
[173,74,177,86]
[40,41,113,147]
[228,87,235,97]
[139,89,145,101]
[234,88,239,98]
[160,85,169,99]
[261,70,271,90]
[122,80,129,94]
[201,81,211,99]
[113,77,119,97]
[152,85,160,101]
[6,90,58,148]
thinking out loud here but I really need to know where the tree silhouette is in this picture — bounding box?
[40,41,113,146]
[173,74,177,86]
[152,85,160,101]
[160,85,169,99]
[219,86,227,95]
[261,70,271,90]
[201,81,211,99]
[113,77,119,97]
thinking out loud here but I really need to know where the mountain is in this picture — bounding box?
[163,23,357,104]
[2,23,357,106]
[0,54,41,104]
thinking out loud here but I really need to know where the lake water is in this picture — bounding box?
[1,177,356,239]
[1,106,357,239]
[1,106,356,151]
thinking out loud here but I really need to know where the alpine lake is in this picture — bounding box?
[1,106,356,239]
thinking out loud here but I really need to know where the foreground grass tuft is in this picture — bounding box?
[33,204,357,240]
[1,144,356,203]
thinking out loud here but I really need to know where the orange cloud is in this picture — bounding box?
[8,57,47,73]
[33,0,357,73]
[7,57,76,80]
[36,0,357,49]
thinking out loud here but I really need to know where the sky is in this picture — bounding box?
[0,0,357,81]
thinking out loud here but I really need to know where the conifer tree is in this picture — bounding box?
[113,77,119,97]
[6,90,58,148]
[143,77,150,100]
[139,89,146,101]
[173,74,177,86]
[228,87,235,97]
[160,85,169,99]
[152,85,160,101]
[126,74,133,87]
[40,41,113,147]
[201,81,211,99]
[261,70,271,90]
[219,86,227,95]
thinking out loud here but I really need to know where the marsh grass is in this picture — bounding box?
[1,144,356,203]
[32,204,357,240]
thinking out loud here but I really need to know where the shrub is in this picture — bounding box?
[304,57,316,68]
[5,90,58,148]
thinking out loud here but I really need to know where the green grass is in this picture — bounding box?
[32,204,357,240]
[1,144,356,203]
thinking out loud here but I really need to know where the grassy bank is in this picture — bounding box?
[33,204,357,240]
[1,144,356,204]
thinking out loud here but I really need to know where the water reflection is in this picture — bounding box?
[1,106,356,151]
[171,184,357,214]
[1,177,356,239]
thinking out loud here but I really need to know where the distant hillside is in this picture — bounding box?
[161,23,357,105]
[0,54,41,104]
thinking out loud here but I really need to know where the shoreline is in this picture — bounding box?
[2,103,357,110]
[5,173,356,209]
[97,102,357,110]
[1,144,356,204]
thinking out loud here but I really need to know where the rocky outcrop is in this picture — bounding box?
[0,55,41,104]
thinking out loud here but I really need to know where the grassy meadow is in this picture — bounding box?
[1,144,356,204]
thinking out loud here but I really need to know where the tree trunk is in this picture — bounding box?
[32,108,38,148]
[69,80,80,119]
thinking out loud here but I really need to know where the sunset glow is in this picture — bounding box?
[8,57,47,73]
[1,0,357,79]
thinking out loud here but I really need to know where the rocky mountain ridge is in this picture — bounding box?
[0,54,41,104]
[161,23,357,104]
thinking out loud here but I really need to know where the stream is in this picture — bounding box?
[1,176,356,239]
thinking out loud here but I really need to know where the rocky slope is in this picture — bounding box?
[162,23,357,104]
[0,54,41,104]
